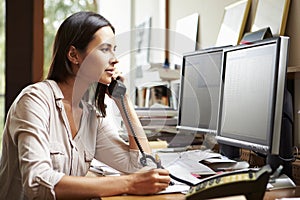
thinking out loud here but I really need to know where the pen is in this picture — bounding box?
[155,153,175,186]
[155,153,162,168]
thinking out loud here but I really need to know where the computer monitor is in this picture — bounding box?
[216,36,293,175]
[177,47,226,135]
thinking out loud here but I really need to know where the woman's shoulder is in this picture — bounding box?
[15,80,62,105]
[22,80,61,95]
[6,81,57,114]
[24,80,49,89]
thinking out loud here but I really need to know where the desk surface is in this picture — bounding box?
[102,186,300,200]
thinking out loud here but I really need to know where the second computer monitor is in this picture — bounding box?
[177,47,226,134]
[216,36,291,157]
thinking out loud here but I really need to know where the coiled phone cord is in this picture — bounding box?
[119,95,159,167]
[119,95,191,186]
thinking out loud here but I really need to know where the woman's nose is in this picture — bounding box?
[110,56,119,65]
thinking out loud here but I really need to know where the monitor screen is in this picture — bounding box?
[177,47,225,134]
[216,37,289,156]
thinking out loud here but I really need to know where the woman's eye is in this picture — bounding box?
[100,48,110,53]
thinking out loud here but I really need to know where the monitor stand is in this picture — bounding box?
[267,154,293,179]
[268,164,296,190]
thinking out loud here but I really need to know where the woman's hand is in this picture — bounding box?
[112,68,124,82]
[126,167,171,195]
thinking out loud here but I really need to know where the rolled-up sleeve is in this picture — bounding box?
[11,91,65,199]
[94,117,143,174]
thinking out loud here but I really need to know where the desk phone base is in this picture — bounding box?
[185,165,272,200]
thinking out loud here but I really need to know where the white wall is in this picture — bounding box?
[134,0,166,64]
[169,0,239,49]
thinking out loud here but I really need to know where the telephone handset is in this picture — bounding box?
[108,79,127,98]
[108,79,160,168]
[185,165,272,200]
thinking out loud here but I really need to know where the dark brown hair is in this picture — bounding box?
[47,11,115,117]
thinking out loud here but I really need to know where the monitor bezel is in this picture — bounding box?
[216,36,289,155]
[176,46,228,134]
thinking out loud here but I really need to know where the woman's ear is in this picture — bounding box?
[67,45,80,65]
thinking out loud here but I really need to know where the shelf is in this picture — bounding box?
[288,65,300,73]
[287,65,300,79]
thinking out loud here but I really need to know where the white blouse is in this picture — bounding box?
[0,80,142,200]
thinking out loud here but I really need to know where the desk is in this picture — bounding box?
[264,186,300,200]
[102,186,300,200]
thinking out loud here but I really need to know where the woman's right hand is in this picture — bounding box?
[126,167,171,195]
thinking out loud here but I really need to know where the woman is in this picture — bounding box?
[0,11,170,199]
